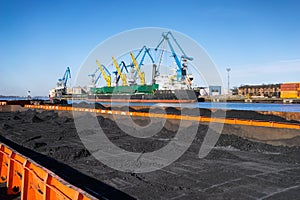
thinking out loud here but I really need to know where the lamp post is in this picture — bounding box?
[226,68,231,94]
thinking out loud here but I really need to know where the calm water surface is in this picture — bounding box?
[2,98,300,113]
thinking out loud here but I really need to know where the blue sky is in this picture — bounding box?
[0,0,299,96]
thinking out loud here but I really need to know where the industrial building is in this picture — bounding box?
[238,84,280,98]
[209,86,222,96]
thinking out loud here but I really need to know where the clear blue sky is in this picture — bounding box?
[0,0,299,96]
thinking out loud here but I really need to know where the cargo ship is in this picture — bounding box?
[49,68,201,103]
[88,84,199,103]
[50,31,203,103]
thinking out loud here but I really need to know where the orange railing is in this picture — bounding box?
[0,143,95,200]
[25,105,300,130]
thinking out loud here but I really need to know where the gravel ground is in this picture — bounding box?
[1,109,300,200]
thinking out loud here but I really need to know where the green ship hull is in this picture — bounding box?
[90,84,159,95]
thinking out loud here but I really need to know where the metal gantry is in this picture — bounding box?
[57,66,71,88]
[89,31,193,89]
[112,56,127,86]
[130,52,145,85]
[155,31,193,81]
[96,60,111,87]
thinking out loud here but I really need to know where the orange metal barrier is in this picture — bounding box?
[0,143,95,200]
[24,105,300,130]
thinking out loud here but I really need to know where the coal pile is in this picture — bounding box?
[1,109,300,199]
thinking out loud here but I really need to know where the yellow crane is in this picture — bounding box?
[130,52,145,85]
[112,56,127,86]
[96,60,111,87]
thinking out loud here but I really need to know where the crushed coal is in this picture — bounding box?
[1,108,300,200]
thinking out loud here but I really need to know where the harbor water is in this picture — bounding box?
[1,97,300,113]
[71,100,300,113]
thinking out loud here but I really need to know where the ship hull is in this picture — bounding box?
[88,98,196,103]
[87,89,198,103]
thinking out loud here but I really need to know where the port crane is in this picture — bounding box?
[57,67,71,89]
[155,31,193,82]
[130,52,145,85]
[115,61,129,85]
[112,57,127,86]
[88,68,100,88]
[129,46,157,85]
[136,46,157,84]
[96,60,111,87]
[49,66,72,100]
[133,46,156,68]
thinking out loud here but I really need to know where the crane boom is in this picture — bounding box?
[155,32,193,61]
[168,32,193,61]
[88,68,99,86]
[57,66,71,88]
[52,66,71,99]
[95,74,101,85]
[133,47,155,77]
[112,57,127,86]
[64,67,71,86]
[166,38,182,75]
[130,52,145,85]
[96,60,111,87]
[155,31,193,80]
[116,61,128,84]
